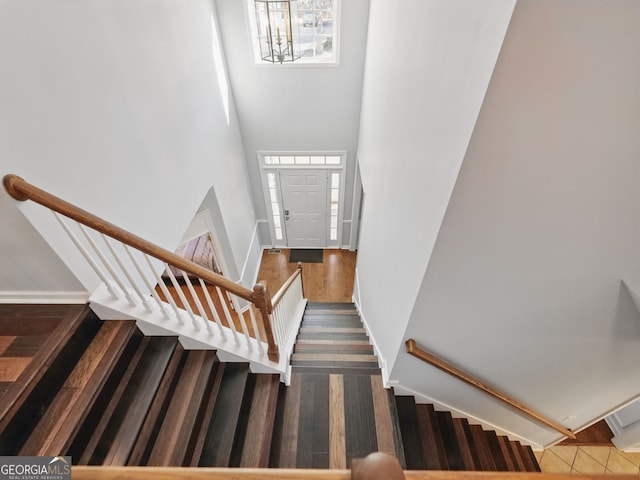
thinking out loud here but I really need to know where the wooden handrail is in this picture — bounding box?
[405,339,576,440]
[69,466,628,479]
[3,174,255,302]
[271,263,303,307]
[71,467,353,479]
[3,174,281,361]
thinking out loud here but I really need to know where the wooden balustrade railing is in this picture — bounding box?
[271,262,303,307]
[69,466,629,479]
[405,339,576,440]
[3,174,279,362]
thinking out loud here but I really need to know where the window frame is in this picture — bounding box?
[245,0,341,67]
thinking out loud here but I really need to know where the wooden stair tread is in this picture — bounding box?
[147,349,218,466]
[510,441,528,471]
[0,304,93,432]
[436,411,465,471]
[294,344,373,352]
[523,445,542,472]
[19,320,137,456]
[484,430,509,471]
[239,374,280,467]
[299,327,366,334]
[295,339,371,346]
[468,424,497,471]
[104,336,179,465]
[72,335,179,465]
[270,373,302,468]
[497,435,519,471]
[396,396,425,469]
[301,315,362,323]
[452,418,481,470]
[291,353,378,363]
[126,342,187,466]
[305,302,356,309]
[73,329,147,464]
[415,404,448,470]
[296,333,370,341]
[198,363,250,467]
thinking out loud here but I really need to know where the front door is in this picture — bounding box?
[280,169,327,248]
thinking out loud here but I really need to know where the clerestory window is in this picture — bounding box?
[247,0,339,66]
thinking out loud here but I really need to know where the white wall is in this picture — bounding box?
[0,0,257,296]
[214,0,370,246]
[0,196,85,300]
[388,0,640,446]
[356,0,515,380]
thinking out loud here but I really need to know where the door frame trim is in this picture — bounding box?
[257,151,346,248]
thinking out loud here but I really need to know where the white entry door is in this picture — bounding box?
[280,169,327,248]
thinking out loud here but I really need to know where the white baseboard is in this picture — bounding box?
[0,290,89,304]
[352,295,390,385]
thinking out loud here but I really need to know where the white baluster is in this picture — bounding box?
[273,304,283,349]
[199,279,227,340]
[216,286,240,345]
[124,245,170,317]
[102,236,153,312]
[230,296,252,348]
[54,213,120,299]
[165,268,200,331]
[144,255,184,324]
[181,272,213,335]
[78,224,136,306]
[248,307,265,354]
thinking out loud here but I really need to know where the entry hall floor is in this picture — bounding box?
[256,248,356,303]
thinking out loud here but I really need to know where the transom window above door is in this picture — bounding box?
[263,154,342,166]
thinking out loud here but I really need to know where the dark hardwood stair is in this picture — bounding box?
[0,305,281,468]
[394,401,540,472]
[291,302,380,375]
[0,303,541,473]
[285,302,541,472]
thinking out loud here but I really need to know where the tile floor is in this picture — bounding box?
[535,446,640,475]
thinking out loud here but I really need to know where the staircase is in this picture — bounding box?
[0,303,540,471]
